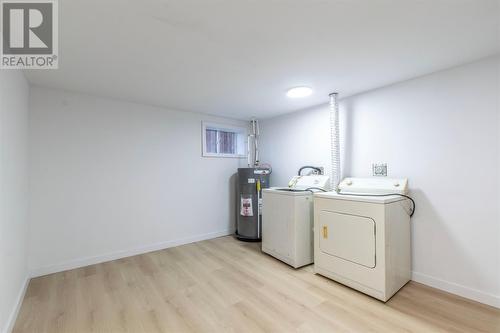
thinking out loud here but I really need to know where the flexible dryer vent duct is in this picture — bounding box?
[329,92,341,191]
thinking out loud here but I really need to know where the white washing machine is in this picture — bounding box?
[313,178,412,302]
[262,175,329,268]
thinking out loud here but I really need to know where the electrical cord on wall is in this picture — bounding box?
[305,187,416,217]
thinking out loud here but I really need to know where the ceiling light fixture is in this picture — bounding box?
[286,86,313,98]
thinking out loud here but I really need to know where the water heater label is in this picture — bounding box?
[248,178,255,184]
[240,197,253,216]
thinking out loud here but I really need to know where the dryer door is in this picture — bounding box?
[319,211,376,268]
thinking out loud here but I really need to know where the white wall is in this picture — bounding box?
[260,56,500,307]
[0,71,30,333]
[28,87,245,276]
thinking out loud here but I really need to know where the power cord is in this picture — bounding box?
[335,191,416,217]
[305,187,328,192]
[305,187,416,217]
[298,166,322,176]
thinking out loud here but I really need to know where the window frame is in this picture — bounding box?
[201,121,247,158]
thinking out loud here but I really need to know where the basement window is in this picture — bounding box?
[202,122,247,158]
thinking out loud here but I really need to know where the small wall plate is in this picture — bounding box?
[372,163,387,176]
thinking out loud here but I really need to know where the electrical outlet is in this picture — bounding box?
[372,163,387,176]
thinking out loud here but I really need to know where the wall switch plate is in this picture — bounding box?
[372,163,387,176]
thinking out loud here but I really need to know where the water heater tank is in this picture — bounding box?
[236,167,270,241]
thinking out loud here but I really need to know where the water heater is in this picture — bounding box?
[236,167,270,241]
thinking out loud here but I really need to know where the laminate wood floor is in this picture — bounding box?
[13,236,500,332]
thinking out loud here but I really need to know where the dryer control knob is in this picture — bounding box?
[345,180,353,185]
[394,183,400,187]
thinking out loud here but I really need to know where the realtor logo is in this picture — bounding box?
[1,0,58,69]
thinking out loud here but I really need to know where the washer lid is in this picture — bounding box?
[263,187,313,196]
[314,191,405,204]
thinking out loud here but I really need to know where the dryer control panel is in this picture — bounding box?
[338,177,408,195]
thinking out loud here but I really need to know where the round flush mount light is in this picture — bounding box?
[286,86,313,98]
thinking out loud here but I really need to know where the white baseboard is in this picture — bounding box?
[412,271,500,308]
[2,274,30,333]
[30,229,232,278]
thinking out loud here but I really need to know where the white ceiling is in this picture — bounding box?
[25,0,499,119]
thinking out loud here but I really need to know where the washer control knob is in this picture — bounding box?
[345,180,353,186]
[394,182,400,187]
